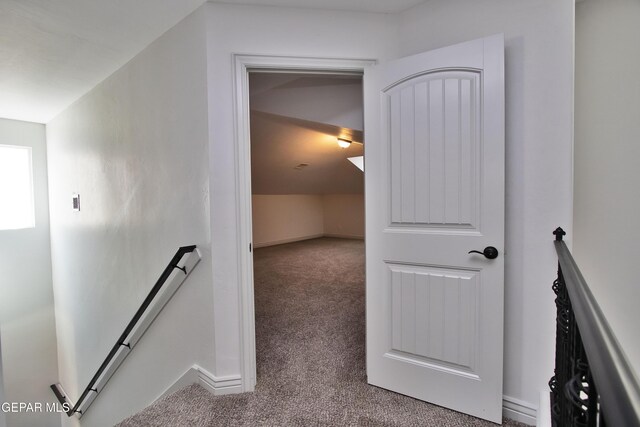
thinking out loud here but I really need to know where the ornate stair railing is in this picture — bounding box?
[549,228,640,427]
[50,245,201,418]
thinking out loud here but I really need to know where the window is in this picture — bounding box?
[0,145,35,230]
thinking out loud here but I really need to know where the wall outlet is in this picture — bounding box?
[72,193,80,211]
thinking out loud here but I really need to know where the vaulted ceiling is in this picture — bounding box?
[0,0,427,124]
[0,0,207,123]
[249,73,364,195]
[211,0,427,14]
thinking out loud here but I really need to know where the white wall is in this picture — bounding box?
[323,194,364,239]
[206,1,573,422]
[206,2,399,380]
[574,0,640,377]
[251,194,364,247]
[250,74,364,132]
[0,118,60,427]
[46,8,214,427]
[398,0,574,418]
[252,195,324,247]
[0,339,5,427]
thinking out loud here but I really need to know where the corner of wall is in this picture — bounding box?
[503,395,537,425]
[156,365,242,402]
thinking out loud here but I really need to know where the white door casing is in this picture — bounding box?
[364,35,505,423]
[233,55,375,392]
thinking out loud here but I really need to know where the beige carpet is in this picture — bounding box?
[117,238,528,426]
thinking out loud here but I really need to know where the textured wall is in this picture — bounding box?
[0,118,60,427]
[323,194,364,239]
[206,2,398,380]
[251,194,364,247]
[252,195,325,247]
[206,0,574,421]
[0,338,5,427]
[46,8,215,427]
[574,0,640,377]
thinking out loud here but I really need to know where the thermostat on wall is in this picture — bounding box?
[72,193,80,211]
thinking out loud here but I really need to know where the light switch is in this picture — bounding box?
[72,193,80,211]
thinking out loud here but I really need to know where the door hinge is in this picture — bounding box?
[249,243,252,252]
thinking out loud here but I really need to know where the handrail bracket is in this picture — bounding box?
[50,245,200,418]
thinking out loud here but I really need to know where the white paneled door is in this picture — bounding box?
[364,35,505,423]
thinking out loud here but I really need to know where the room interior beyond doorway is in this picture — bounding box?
[248,71,366,249]
[248,71,365,388]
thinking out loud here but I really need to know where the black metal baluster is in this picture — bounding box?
[551,262,571,426]
[549,228,609,427]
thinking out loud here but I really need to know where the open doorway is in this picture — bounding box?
[248,71,366,391]
[232,56,374,393]
[233,43,507,423]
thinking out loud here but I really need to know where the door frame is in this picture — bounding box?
[233,54,376,391]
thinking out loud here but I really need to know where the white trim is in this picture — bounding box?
[52,248,202,419]
[322,234,365,240]
[233,54,376,393]
[536,390,551,427]
[157,365,243,401]
[253,233,364,249]
[503,395,537,426]
[157,374,538,425]
[253,233,324,249]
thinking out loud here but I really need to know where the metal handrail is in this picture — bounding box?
[50,245,198,417]
[552,228,640,426]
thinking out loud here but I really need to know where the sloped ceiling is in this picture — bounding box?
[249,73,364,194]
[0,0,206,123]
[209,0,426,14]
[0,0,424,124]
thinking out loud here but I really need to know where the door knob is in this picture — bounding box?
[468,246,499,259]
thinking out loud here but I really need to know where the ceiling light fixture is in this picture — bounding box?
[337,137,352,149]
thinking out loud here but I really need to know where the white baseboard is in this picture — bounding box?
[536,391,551,427]
[254,233,364,248]
[159,370,538,425]
[323,233,364,240]
[503,395,537,425]
[253,234,324,248]
[157,365,242,401]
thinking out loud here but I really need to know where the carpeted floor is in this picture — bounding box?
[117,238,528,427]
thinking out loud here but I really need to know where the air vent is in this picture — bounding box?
[294,163,309,170]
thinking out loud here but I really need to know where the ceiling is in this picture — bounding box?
[0,0,425,125]
[250,73,364,194]
[209,0,427,14]
[0,0,206,123]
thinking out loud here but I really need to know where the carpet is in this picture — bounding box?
[116,237,528,427]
